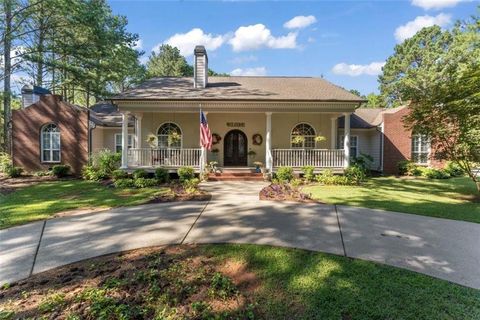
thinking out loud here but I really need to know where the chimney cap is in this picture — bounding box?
[194,45,207,56]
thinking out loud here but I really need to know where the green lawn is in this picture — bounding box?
[206,244,480,319]
[1,244,479,319]
[0,180,168,229]
[304,176,480,223]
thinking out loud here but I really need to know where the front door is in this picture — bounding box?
[224,129,247,166]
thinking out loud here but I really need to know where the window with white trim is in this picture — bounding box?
[291,123,316,149]
[411,134,429,164]
[157,122,182,149]
[41,123,60,163]
[339,135,358,159]
[114,134,134,153]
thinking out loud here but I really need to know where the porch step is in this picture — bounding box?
[207,172,264,181]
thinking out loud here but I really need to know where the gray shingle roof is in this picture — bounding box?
[338,108,384,129]
[89,103,134,127]
[112,76,364,102]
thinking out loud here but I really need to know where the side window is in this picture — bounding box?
[411,134,429,164]
[339,135,358,158]
[115,134,134,153]
[41,124,60,163]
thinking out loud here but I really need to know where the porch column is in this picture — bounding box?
[265,112,272,172]
[331,117,337,149]
[134,113,143,148]
[120,111,129,169]
[200,112,208,173]
[343,112,351,168]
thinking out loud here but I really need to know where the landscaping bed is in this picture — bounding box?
[1,244,479,319]
[259,183,315,203]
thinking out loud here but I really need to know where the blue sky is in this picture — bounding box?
[109,0,478,95]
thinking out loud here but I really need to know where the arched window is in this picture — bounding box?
[157,122,182,149]
[41,123,60,162]
[291,123,316,149]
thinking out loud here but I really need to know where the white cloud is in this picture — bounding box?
[132,39,143,50]
[230,67,267,76]
[411,0,464,10]
[307,37,316,43]
[283,15,317,29]
[394,13,451,42]
[161,28,227,56]
[229,24,297,51]
[331,62,385,77]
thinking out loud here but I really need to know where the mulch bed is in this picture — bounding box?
[0,245,259,319]
[148,184,212,203]
[259,183,320,203]
[0,174,69,195]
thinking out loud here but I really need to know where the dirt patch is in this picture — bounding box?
[0,175,72,195]
[148,184,212,203]
[0,245,260,319]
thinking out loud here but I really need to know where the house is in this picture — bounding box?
[11,45,442,176]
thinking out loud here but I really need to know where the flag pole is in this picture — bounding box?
[199,104,206,175]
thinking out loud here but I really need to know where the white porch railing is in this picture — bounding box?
[272,149,345,168]
[128,148,202,168]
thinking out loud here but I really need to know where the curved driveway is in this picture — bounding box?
[1,181,479,289]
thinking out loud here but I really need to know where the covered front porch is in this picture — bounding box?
[117,104,354,173]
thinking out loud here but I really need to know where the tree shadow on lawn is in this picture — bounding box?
[2,244,479,320]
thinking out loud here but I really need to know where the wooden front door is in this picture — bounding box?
[224,130,247,166]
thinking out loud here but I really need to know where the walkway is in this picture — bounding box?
[1,181,479,289]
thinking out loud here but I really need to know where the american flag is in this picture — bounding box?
[200,111,212,150]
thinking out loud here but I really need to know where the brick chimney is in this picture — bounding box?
[193,45,208,88]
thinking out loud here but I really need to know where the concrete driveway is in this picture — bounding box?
[1,181,479,289]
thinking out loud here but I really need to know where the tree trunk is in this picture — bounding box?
[35,20,45,87]
[3,0,13,154]
[476,181,480,193]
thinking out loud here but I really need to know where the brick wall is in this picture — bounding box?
[12,95,89,175]
[382,106,444,174]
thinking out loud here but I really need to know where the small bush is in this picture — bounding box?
[352,153,374,174]
[344,164,366,185]
[112,169,128,181]
[315,169,351,185]
[178,166,195,182]
[0,152,12,173]
[397,160,423,176]
[154,167,169,183]
[5,166,23,178]
[33,170,51,177]
[132,168,148,179]
[422,168,450,179]
[444,161,465,177]
[209,272,237,299]
[134,178,158,188]
[114,178,135,188]
[82,165,109,181]
[276,166,294,183]
[51,164,70,177]
[301,166,315,182]
[291,178,303,188]
[183,177,200,193]
[93,149,121,174]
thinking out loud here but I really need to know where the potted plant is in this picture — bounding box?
[145,134,157,148]
[291,136,305,145]
[253,161,263,173]
[167,132,181,146]
[315,135,327,143]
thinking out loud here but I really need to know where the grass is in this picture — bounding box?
[304,176,480,223]
[0,180,168,229]
[1,244,479,319]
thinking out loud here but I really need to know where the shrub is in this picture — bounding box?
[82,165,109,181]
[5,166,23,178]
[33,170,51,177]
[301,166,315,182]
[276,166,294,183]
[112,169,128,181]
[94,149,121,173]
[352,153,374,173]
[154,167,169,183]
[344,164,366,185]
[178,166,195,182]
[291,178,303,188]
[51,164,70,177]
[114,178,135,188]
[0,152,12,173]
[422,168,450,179]
[444,161,465,177]
[315,169,351,185]
[132,168,148,179]
[397,160,423,176]
[183,177,200,194]
[134,178,158,188]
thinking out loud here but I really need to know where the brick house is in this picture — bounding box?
[10,46,444,176]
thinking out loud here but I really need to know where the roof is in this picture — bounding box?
[338,108,384,129]
[89,102,134,127]
[112,76,365,102]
